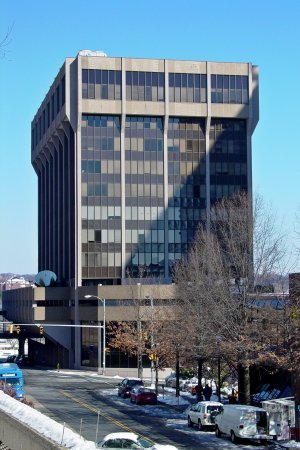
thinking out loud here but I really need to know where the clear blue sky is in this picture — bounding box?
[1,0,299,274]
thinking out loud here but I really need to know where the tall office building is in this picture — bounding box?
[31,52,259,288]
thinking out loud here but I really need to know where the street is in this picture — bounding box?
[22,368,265,449]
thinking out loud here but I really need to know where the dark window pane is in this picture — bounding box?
[82,69,88,83]
[139,72,145,85]
[109,70,115,84]
[188,74,194,87]
[194,74,200,88]
[242,76,248,88]
[152,72,158,86]
[175,73,181,87]
[159,72,164,86]
[201,74,207,88]
[223,75,229,89]
[89,70,95,83]
[116,71,122,85]
[102,70,108,84]
[211,75,216,89]
[95,70,101,84]
[146,72,151,85]
[230,75,235,88]
[169,73,174,87]
[126,71,132,84]
[132,72,138,85]
[182,73,187,87]
[217,75,223,88]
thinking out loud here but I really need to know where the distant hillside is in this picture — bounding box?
[0,274,35,283]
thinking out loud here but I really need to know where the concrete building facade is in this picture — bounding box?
[31,51,259,288]
[3,53,260,372]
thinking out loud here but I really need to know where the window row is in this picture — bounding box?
[82,182,121,197]
[126,71,164,102]
[126,243,165,253]
[210,184,247,199]
[210,162,247,176]
[169,73,207,103]
[125,206,164,221]
[129,253,165,266]
[82,252,121,267]
[80,71,248,105]
[82,160,120,174]
[82,206,121,220]
[168,197,204,208]
[82,229,121,244]
[124,160,164,175]
[168,229,197,243]
[211,75,248,104]
[125,229,165,244]
[82,69,122,100]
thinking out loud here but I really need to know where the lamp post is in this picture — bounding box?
[84,288,106,375]
[216,335,222,402]
[145,295,155,388]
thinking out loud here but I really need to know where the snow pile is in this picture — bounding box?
[0,391,97,449]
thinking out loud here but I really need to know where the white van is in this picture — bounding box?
[215,404,272,444]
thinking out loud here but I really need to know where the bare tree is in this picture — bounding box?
[0,25,13,60]
[173,192,289,404]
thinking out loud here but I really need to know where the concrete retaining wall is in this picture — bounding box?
[0,409,64,450]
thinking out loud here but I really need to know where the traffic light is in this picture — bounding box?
[16,325,21,334]
[149,352,157,361]
[105,347,110,353]
[39,325,44,335]
[9,324,13,334]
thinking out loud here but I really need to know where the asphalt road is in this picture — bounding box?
[22,368,264,450]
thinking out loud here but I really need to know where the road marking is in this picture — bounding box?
[60,390,156,443]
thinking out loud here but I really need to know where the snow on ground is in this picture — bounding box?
[0,390,97,449]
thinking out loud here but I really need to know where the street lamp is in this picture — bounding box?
[216,335,222,402]
[84,288,106,376]
[145,295,155,388]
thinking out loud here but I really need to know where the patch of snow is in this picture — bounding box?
[0,391,97,449]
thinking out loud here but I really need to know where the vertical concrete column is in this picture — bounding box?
[205,62,211,231]
[41,149,51,270]
[52,135,64,280]
[57,127,71,283]
[121,58,126,280]
[163,60,169,279]
[48,141,59,278]
[247,63,253,198]
[34,158,44,271]
[47,143,56,274]
[74,56,82,368]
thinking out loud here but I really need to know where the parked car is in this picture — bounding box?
[130,387,157,405]
[6,355,17,363]
[165,373,176,387]
[97,432,178,449]
[187,401,223,430]
[214,404,272,444]
[15,355,33,367]
[117,378,144,398]
[165,373,187,390]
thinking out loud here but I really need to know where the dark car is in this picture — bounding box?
[117,378,144,398]
[15,355,33,367]
[130,387,157,405]
[6,355,17,363]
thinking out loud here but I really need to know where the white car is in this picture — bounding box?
[97,432,178,449]
[187,401,223,430]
